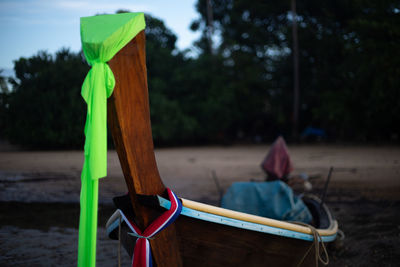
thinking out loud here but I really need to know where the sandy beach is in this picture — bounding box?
[0,144,399,266]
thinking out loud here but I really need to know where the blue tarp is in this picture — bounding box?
[221,181,312,223]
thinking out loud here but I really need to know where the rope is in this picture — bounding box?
[118,215,121,267]
[293,222,329,267]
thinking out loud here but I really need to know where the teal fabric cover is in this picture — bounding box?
[221,181,312,223]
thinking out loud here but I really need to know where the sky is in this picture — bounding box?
[0,0,200,74]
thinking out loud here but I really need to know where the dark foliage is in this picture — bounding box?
[1,50,88,149]
[191,0,400,142]
[1,2,399,149]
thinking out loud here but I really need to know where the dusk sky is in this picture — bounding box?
[0,0,200,74]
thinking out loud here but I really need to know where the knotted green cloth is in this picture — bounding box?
[78,13,145,267]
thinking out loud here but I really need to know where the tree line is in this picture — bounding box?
[0,1,399,149]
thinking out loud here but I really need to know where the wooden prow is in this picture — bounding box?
[107,31,182,266]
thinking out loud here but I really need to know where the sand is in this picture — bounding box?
[0,144,399,266]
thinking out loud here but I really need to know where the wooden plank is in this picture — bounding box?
[107,31,183,267]
[176,216,314,267]
[181,198,338,236]
[158,197,338,242]
[108,212,317,266]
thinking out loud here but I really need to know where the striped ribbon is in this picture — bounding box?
[117,188,182,267]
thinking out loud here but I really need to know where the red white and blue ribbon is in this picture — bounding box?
[117,188,182,267]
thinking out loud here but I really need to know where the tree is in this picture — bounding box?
[1,13,201,148]
[4,49,88,148]
[191,0,400,142]
[191,0,290,141]
[144,15,200,145]
[0,70,10,138]
[0,69,9,94]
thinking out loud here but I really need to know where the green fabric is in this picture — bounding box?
[78,12,145,267]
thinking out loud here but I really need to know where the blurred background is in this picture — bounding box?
[0,1,399,266]
[1,0,399,148]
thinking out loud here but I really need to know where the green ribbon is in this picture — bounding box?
[78,13,145,267]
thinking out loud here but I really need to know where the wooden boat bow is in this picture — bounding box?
[107,31,183,266]
[105,29,338,267]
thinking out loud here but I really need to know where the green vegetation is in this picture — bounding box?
[191,0,400,142]
[1,1,399,149]
[0,50,88,149]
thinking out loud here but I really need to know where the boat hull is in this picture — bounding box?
[109,210,317,267]
[107,194,335,267]
[175,215,316,266]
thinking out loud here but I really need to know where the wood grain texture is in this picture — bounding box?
[107,31,182,267]
[175,215,315,266]
[114,212,317,266]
